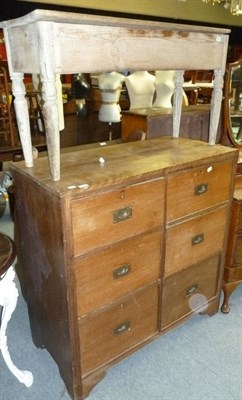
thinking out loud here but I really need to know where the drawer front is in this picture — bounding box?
[234,235,242,266]
[72,178,164,256]
[75,230,162,316]
[79,284,158,376]
[223,265,242,282]
[239,208,242,230]
[161,255,219,329]
[165,206,228,276]
[167,160,233,222]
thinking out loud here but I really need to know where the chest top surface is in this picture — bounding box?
[11,137,238,197]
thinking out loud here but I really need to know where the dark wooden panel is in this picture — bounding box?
[12,170,80,398]
[121,105,221,143]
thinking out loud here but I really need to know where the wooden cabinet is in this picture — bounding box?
[12,137,237,400]
[121,105,221,143]
[221,174,242,313]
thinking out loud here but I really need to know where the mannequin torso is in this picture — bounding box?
[72,73,91,117]
[125,71,155,109]
[153,70,175,108]
[98,71,125,122]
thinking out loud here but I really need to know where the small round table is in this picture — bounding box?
[0,232,16,275]
[0,232,33,387]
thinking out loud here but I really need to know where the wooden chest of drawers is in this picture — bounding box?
[12,137,237,399]
[221,174,242,313]
[121,105,220,143]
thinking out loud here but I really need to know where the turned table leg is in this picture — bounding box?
[37,22,61,182]
[3,29,33,168]
[173,70,184,138]
[209,69,224,145]
[11,72,34,168]
[40,75,60,182]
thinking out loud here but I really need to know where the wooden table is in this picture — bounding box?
[0,9,229,180]
[0,233,16,276]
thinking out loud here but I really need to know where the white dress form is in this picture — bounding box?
[98,71,125,123]
[153,70,176,108]
[125,71,155,109]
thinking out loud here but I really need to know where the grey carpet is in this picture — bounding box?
[0,206,241,400]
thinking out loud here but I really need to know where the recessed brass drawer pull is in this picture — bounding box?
[114,321,131,335]
[185,283,199,297]
[195,183,208,196]
[192,233,204,246]
[113,206,132,223]
[113,263,131,280]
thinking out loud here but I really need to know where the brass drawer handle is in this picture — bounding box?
[195,183,208,196]
[114,321,130,335]
[185,283,199,297]
[113,263,131,280]
[113,206,132,223]
[192,233,204,246]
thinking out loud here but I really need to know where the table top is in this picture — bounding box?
[0,9,230,34]
[0,9,230,74]
[0,233,16,277]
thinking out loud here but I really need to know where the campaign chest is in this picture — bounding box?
[12,137,237,399]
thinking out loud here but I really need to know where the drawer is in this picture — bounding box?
[79,284,158,376]
[234,235,242,266]
[75,230,162,316]
[232,197,242,230]
[239,208,242,230]
[166,160,233,222]
[161,255,219,329]
[223,265,242,282]
[165,206,228,276]
[72,178,165,257]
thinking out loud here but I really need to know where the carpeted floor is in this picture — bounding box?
[0,205,242,400]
